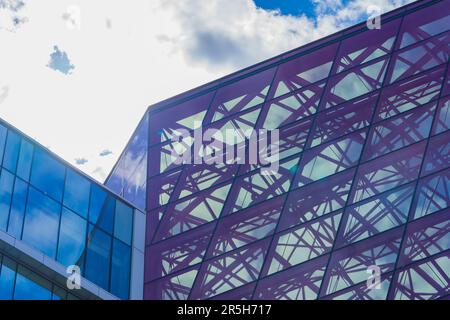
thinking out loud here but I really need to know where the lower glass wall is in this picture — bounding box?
[0,252,80,300]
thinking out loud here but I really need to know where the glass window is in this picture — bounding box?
[114,201,133,245]
[16,139,33,181]
[3,130,21,173]
[52,287,66,300]
[22,187,61,258]
[110,239,131,299]
[7,177,28,239]
[0,256,16,300]
[0,169,14,231]
[85,226,111,290]
[57,208,87,267]
[0,124,7,166]
[13,266,52,300]
[63,169,90,218]
[30,147,65,202]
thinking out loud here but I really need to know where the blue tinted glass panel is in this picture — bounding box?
[85,227,111,289]
[13,266,52,300]
[98,196,115,234]
[3,131,21,173]
[0,256,16,300]
[30,148,65,201]
[57,208,87,267]
[63,169,90,218]
[22,188,61,258]
[89,184,107,224]
[16,139,33,181]
[110,239,131,299]
[7,177,28,239]
[114,201,133,245]
[0,169,14,231]
[0,124,7,166]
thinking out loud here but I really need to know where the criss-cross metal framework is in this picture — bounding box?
[106,0,450,300]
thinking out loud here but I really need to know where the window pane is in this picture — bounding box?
[7,177,28,239]
[0,124,7,166]
[13,266,52,300]
[114,201,133,245]
[30,148,65,202]
[110,239,131,299]
[89,184,106,224]
[3,130,21,173]
[0,169,14,231]
[22,188,61,258]
[0,256,16,300]
[85,227,111,290]
[63,169,90,218]
[57,208,87,267]
[16,139,33,181]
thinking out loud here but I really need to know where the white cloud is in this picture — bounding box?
[0,0,413,182]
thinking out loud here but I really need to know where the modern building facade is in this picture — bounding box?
[0,0,449,300]
[107,0,450,300]
[0,118,145,300]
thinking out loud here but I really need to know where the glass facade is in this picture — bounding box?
[0,121,136,300]
[106,0,450,300]
[0,252,80,300]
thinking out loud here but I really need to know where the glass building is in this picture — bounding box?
[1,0,449,300]
[106,0,450,300]
[0,118,145,300]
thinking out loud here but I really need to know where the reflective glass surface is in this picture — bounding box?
[0,121,135,299]
[108,0,450,300]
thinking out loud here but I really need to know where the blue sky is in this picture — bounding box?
[254,0,317,17]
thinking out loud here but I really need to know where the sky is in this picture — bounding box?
[0,0,415,182]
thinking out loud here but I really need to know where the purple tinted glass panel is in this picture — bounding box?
[399,209,450,267]
[190,238,271,299]
[322,57,388,109]
[387,31,450,84]
[412,169,450,220]
[131,0,450,300]
[279,169,355,232]
[321,273,393,300]
[332,19,400,75]
[263,211,342,276]
[254,255,328,300]
[432,97,450,134]
[106,112,148,211]
[204,68,276,124]
[389,250,450,300]
[363,102,435,161]
[396,0,450,49]
[310,93,377,147]
[294,130,366,187]
[374,65,445,121]
[337,183,414,247]
[320,228,402,296]
[207,196,285,258]
[145,223,214,282]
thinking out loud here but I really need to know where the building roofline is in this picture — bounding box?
[144,0,439,115]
